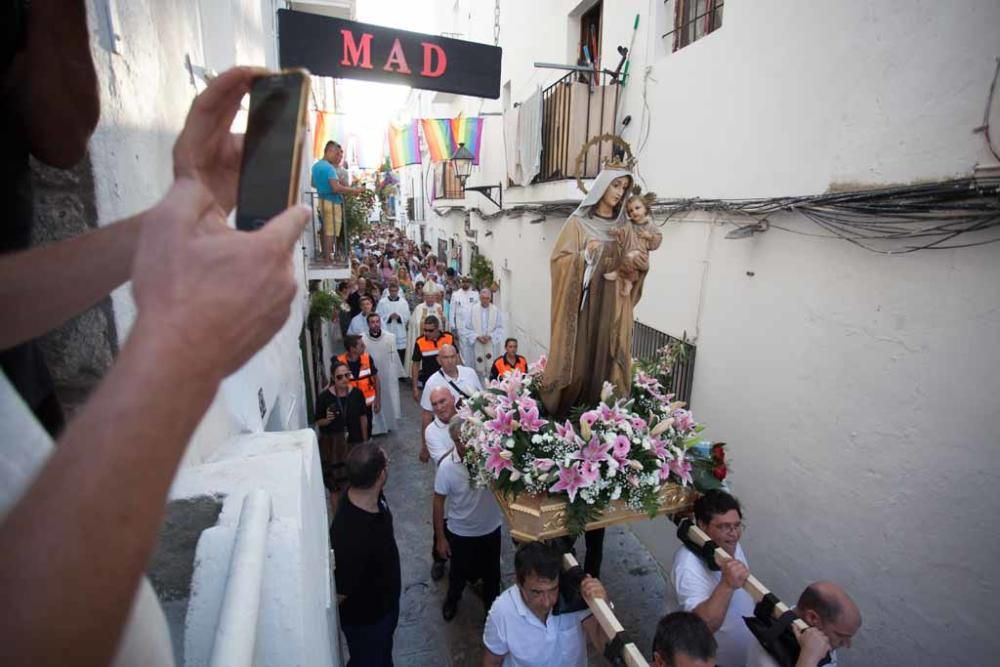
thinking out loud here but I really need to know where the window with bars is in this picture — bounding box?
[433,161,465,200]
[663,0,724,52]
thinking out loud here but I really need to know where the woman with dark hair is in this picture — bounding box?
[314,360,369,490]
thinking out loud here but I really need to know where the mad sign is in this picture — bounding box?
[277,10,502,99]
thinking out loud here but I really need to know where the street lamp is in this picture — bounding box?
[450,142,502,208]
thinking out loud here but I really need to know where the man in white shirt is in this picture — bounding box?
[419,344,482,445]
[483,541,610,666]
[670,490,755,667]
[347,294,375,336]
[449,275,477,332]
[461,288,505,381]
[434,417,504,623]
[745,582,861,667]
[424,387,458,582]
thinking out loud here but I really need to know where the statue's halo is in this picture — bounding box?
[574,134,636,195]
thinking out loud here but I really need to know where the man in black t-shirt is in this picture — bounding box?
[331,444,401,665]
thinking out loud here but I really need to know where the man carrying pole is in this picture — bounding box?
[670,490,755,667]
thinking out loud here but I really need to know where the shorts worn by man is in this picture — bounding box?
[670,490,754,667]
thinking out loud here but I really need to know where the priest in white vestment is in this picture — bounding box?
[363,313,401,435]
[460,288,505,381]
[376,280,410,376]
[405,281,445,370]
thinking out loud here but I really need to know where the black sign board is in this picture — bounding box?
[277,10,502,99]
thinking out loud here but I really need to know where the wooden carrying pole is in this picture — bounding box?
[562,553,649,667]
[677,520,809,633]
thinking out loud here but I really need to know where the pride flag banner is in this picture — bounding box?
[386,121,422,169]
[420,118,454,162]
[312,111,346,159]
[450,114,484,165]
[418,115,485,164]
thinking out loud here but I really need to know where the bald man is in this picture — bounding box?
[419,343,482,455]
[745,581,861,667]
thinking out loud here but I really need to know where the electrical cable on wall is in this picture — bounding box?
[436,177,1000,254]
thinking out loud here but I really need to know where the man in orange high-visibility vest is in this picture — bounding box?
[338,335,380,431]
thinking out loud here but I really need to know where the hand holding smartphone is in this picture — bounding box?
[236,70,310,232]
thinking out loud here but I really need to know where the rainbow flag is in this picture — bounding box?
[312,111,346,159]
[450,114,484,165]
[418,115,485,164]
[386,121,422,169]
[420,118,454,162]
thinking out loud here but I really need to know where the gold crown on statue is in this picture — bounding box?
[575,134,636,194]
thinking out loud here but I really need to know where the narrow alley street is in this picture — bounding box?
[363,391,679,666]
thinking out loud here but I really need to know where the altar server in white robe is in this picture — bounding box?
[376,279,410,375]
[363,312,401,435]
[406,281,445,370]
[461,289,505,381]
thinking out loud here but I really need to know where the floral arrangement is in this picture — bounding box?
[459,355,728,535]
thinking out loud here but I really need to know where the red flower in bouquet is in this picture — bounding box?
[711,443,726,463]
[712,463,728,481]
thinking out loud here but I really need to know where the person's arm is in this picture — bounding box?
[411,346,422,401]
[329,177,363,196]
[580,576,609,654]
[794,626,832,667]
[352,390,369,441]
[0,216,142,349]
[0,68,307,666]
[482,650,505,667]
[432,493,450,560]
[420,410,434,462]
[12,0,99,167]
[691,559,748,632]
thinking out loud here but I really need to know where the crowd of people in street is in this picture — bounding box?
[321,227,863,667]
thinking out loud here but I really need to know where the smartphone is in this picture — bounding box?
[235,69,310,231]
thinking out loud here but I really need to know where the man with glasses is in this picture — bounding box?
[670,490,754,667]
[409,315,455,401]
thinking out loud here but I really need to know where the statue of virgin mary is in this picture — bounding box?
[540,165,652,417]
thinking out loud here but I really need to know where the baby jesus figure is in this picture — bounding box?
[604,193,662,297]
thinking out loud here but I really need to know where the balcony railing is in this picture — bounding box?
[538,70,621,183]
[632,321,697,407]
[302,190,352,275]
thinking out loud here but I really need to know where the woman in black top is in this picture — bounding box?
[315,361,368,489]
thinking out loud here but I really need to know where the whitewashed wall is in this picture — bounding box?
[415,0,1000,663]
[85,0,310,466]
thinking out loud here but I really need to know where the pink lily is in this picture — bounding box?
[672,409,695,433]
[485,444,515,476]
[487,408,515,436]
[519,406,548,433]
[555,419,578,442]
[578,461,602,486]
[517,395,538,415]
[549,464,586,502]
[669,457,693,485]
[533,458,556,472]
[630,416,647,431]
[528,355,547,374]
[576,435,612,463]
